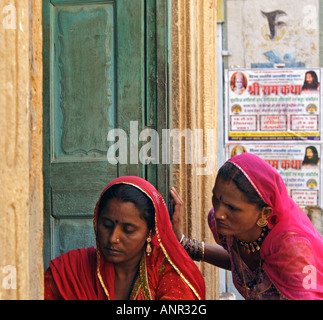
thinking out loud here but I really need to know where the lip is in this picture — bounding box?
[216,220,229,229]
[105,247,123,255]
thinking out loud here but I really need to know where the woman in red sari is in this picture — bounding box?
[45,176,205,300]
[172,153,323,300]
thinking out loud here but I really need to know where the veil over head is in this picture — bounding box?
[93,176,205,300]
[227,153,323,300]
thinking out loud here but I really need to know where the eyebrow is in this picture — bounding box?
[213,191,240,209]
[101,217,137,228]
[212,189,221,200]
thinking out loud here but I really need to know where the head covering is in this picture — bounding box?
[94,176,205,300]
[48,176,205,300]
[226,153,323,300]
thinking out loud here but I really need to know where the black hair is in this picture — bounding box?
[98,184,155,231]
[217,162,268,210]
[302,146,319,166]
[302,71,319,90]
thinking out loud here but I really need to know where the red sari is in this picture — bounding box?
[45,176,205,300]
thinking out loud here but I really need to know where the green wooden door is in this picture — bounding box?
[43,0,169,268]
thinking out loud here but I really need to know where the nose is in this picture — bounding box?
[110,226,121,244]
[213,204,226,220]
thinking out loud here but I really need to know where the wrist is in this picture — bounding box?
[180,236,205,262]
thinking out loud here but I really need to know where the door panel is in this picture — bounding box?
[51,217,96,259]
[43,0,169,268]
[52,3,114,161]
[51,188,101,217]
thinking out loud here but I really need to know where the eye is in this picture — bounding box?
[103,223,113,229]
[101,218,114,229]
[123,225,136,234]
[225,203,237,211]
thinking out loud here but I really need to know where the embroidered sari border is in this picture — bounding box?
[228,160,266,204]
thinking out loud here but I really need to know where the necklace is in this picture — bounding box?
[235,242,262,299]
[237,226,269,254]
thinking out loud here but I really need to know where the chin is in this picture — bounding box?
[216,227,232,236]
[104,255,125,265]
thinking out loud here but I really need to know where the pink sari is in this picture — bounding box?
[226,153,323,300]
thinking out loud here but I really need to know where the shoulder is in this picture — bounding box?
[51,246,95,260]
[262,232,315,282]
[262,231,313,262]
[262,232,323,299]
[148,247,201,300]
[146,245,169,271]
[146,246,200,298]
[267,232,312,253]
[49,247,96,271]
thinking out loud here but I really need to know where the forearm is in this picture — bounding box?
[181,236,231,270]
[203,243,231,270]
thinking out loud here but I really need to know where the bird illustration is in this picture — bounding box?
[261,10,287,40]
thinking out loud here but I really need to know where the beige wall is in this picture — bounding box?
[0,0,218,300]
[226,0,319,68]
[0,0,43,299]
[171,0,219,300]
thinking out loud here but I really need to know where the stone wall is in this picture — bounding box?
[171,0,219,300]
[0,0,43,299]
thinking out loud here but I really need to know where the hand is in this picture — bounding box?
[170,187,184,241]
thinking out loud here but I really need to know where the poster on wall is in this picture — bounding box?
[225,68,322,143]
[226,143,322,208]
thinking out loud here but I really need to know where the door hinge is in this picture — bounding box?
[222,50,232,57]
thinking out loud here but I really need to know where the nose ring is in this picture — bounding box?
[116,238,120,243]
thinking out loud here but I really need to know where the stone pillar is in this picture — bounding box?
[0,0,43,299]
[171,0,219,300]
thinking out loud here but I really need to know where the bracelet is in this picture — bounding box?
[201,241,205,261]
[181,237,205,262]
[179,234,185,244]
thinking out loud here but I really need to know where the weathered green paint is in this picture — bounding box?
[52,4,115,160]
[43,0,169,269]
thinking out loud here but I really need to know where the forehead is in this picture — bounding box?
[100,198,145,224]
[213,176,249,203]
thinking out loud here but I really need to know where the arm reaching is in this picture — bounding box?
[170,187,184,241]
[170,187,231,270]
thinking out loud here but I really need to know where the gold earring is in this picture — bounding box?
[146,231,152,256]
[257,217,268,227]
[257,207,270,227]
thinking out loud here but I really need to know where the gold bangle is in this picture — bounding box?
[201,241,205,261]
[181,237,204,261]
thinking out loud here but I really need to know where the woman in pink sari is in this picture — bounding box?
[172,153,323,300]
[45,176,205,300]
